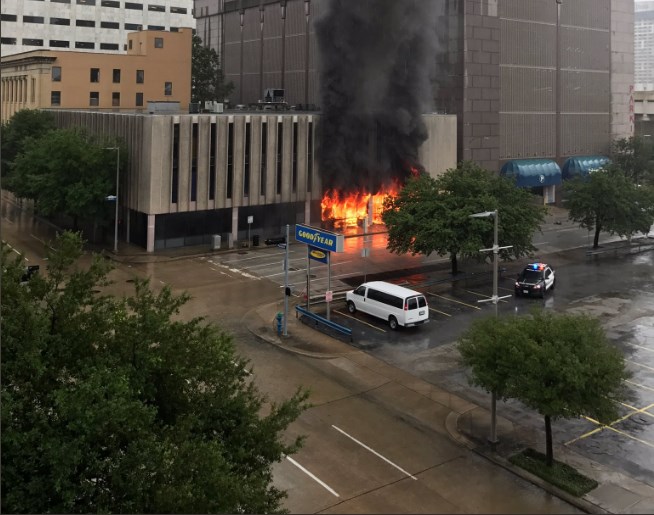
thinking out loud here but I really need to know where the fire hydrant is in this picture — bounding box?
[275,312,284,336]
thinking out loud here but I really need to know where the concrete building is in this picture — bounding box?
[49,110,456,252]
[636,0,654,89]
[1,29,192,122]
[195,0,633,185]
[0,0,195,57]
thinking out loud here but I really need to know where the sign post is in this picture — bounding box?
[247,215,254,248]
[283,224,289,336]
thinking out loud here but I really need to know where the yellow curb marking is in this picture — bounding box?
[427,292,481,310]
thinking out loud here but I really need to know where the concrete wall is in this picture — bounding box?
[420,114,458,178]
[612,0,635,139]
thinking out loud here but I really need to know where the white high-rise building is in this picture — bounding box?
[636,0,654,88]
[0,0,195,56]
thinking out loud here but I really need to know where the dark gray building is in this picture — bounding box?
[195,0,633,180]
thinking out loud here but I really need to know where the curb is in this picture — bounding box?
[447,410,609,514]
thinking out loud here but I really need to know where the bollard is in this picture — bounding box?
[276,312,283,336]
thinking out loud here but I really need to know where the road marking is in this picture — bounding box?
[626,380,654,393]
[605,426,654,449]
[427,292,481,310]
[332,425,417,480]
[465,289,510,303]
[498,286,515,292]
[630,343,654,353]
[567,402,654,445]
[429,307,451,317]
[285,456,340,497]
[626,359,654,373]
[333,310,386,332]
[565,426,603,446]
[619,402,654,418]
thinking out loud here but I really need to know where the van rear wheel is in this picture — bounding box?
[347,301,356,314]
[388,316,399,330]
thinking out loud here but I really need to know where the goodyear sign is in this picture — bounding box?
[308,245,329,264]
[295,224,344,253]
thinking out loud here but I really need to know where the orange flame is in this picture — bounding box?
[321,183,400,228]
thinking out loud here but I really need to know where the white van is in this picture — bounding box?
[345,281,429,330]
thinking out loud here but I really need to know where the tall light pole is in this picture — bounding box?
[104,147,120,253]
[469,209,512,449]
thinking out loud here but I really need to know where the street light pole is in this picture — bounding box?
[104,147,120,254]
[469,209,513,450]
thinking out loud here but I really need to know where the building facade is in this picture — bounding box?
[0,0,195,57]
[636,1,654,88]
[49,110,456,252]
[1,29,192,122]
[196,0,633,173]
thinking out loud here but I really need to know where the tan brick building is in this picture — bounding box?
[1,28,192,122]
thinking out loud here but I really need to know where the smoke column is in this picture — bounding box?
[315,0,438,194]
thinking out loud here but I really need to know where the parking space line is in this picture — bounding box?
[620,402,654,418]
[429,307,452,317]
[626,380,654,393]
[630,343,654,353]
[605,426,654,449]
[465,289,510,303]
[498,286,515,292]
[427,292,481,310]
[285,456,340,497]
[331,425,417,480]
[568,402,654,445]
[333,310,387,332]
[565,426,603,446]
[626,359,654,372]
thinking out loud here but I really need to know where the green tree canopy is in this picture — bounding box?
[1,232,309,513]
[10,129,122,228]
[1,109,56,182]
[458,311,629,466]
[382,161,546,274]
[564,165,654,248]
[191,34,234,104]
[611,136,654,186]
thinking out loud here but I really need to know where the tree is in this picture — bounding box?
[10,129,120,229]
[458,311,629,467]
[382,161,546,275]
[564,165,654,248]
[1,109,56,184]
[191,34,234,105]
[611,136,654,186]
[1,232,310,513]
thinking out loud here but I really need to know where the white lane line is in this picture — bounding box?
[285,456,340,497]
[331,425,417,480]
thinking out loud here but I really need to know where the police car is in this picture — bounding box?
[514,263,555,298]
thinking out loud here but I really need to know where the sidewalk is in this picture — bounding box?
[244,298,654,515]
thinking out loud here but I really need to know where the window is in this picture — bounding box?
[52,66,62,81]
[353,286,366,296]
[125,23,141,30]
[76,19,95,27]
[227,124,233,199]
[148,25,165,31]
[276,124,283,194]
[191,124,198,202]
[307,121,313,192]
[148,4,165,11]
[23,16,45,23]
[172,125,179,203]
[292,123,298,193]
[260,122,267,196]
[112,92,120,106]
[136,69,144,83]
[101,0,120,6]
[1,38,17,45]
[1,14,18,22]
[244,123,251,197]
[128,40,133,49]
[51,91,61,106]
[125,2,142,9]
[89,92,99,106]
[164,82,172,96]
[154,37,164,48]
[90,68,100,82]
[100,43,119,50]
[169,26,178,32]
[22,38,44,46]
[407,298,417,310]
[135,92,143,106]
[77,0,96,4]
[75,41,95,49]
[51,0,71,3]
[50,17,70,25]
[170,6,187,14]
[101,21,119,29]
[50,40,70,48]
[209,123,216,200]
[112,69,121,83]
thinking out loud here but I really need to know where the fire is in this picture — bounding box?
[321,183,400,228]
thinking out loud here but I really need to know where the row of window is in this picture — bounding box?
[49,87,170,107]
[1,34,173,48]
[51,67,145,84]
[0,16,169,31]
[11,0,187,12]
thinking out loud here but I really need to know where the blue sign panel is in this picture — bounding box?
[308,245,329,264]
[295,224,344,253]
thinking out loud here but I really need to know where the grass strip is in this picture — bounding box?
[508,448,598,497]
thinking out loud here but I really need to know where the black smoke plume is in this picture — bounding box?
[315,0,438,194]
